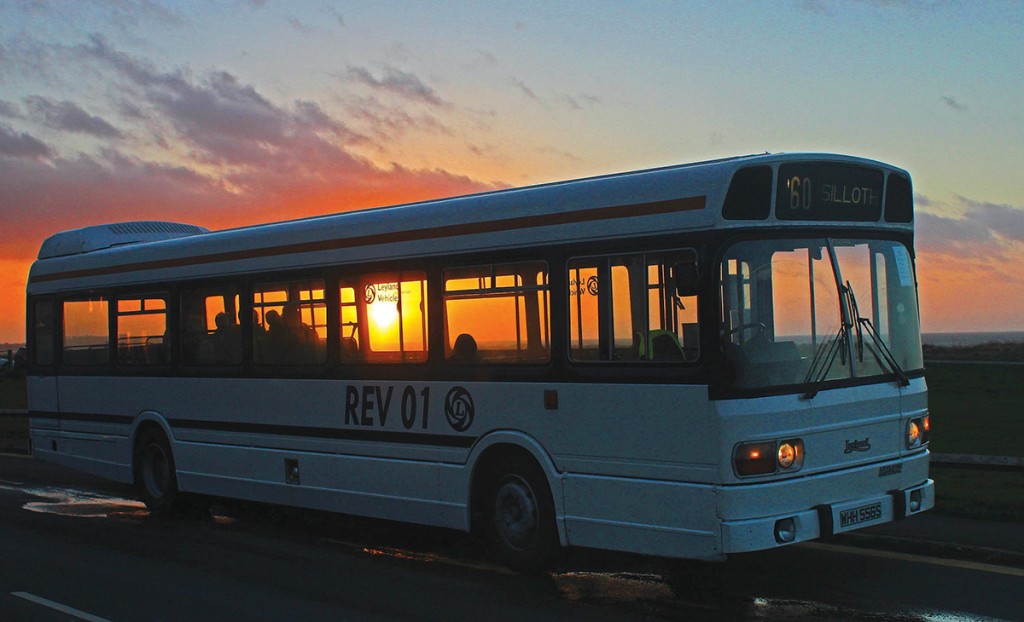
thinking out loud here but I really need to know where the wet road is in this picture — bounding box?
[0,454,1020,621]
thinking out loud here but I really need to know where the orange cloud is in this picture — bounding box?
[914,198,1024,333]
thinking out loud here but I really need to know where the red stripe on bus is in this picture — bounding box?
[34,195,705,283]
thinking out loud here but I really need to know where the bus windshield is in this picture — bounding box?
[719,237,923,392]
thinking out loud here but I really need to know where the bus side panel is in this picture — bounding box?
[27,374,62,457]
[545,384,719,483]
[562,474,721,559]
[27,375,60,424]
[174,443,463,529]
[542,384,722,560]
[35,375,134,482]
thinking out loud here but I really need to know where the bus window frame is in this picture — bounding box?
[28,296,57,372]
[566,247,701,366]
[114,292,171,369]
[59,293,113,370]
[179,281,246,372]
[442,260,551,366]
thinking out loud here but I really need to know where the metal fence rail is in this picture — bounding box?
[930,453,1024,472]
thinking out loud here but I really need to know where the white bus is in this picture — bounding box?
[26,152,932,568]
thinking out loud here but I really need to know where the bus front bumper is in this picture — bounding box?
[720,478,934,554]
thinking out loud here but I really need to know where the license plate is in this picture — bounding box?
[839,502,883,528]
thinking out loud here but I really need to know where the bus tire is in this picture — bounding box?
[480,454,559,571]
[134,428,181,516]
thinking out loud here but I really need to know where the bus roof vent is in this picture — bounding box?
[38,221,210,259]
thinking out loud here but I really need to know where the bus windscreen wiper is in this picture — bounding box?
[801,321,850,399]
[802,240,851,400]
[846,282,910,387]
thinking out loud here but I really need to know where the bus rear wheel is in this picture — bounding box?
[480,454,558,571]
[134,428,181,515]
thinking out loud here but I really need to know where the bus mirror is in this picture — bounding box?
[674,261,700,296]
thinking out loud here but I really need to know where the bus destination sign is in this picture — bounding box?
[776,163,884,222]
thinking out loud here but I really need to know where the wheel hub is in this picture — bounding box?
[494,476,538,551]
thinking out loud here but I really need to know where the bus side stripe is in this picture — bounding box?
[31,411,476,449]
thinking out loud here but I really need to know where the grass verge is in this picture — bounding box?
[0,376,27,410]
[931,465,1024,523]
[925,362,1023,457]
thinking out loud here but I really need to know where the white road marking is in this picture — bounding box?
[12,592,113,622]
[801,542,1024,578]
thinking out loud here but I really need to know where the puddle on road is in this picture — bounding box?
[746,597,1008,622]
[549,573,1000,621]
[553,571,676,604]
[1,483,148,519]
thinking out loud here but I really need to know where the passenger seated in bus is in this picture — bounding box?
[263,309,287,362]
[637,329,685,361]
[288,305,319,362]
[449,333,478,364]
[211,312,242,364]
[340,337,359,361]
[182,308,214,364]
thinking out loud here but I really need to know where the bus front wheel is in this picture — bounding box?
[480,454,558,570]
[134,428,181,515]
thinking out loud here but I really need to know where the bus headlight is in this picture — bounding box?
[906,415,929,449]
[777,439,804,470]
[734,438,804,477]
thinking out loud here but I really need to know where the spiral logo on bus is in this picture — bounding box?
[364,284,377,304]
[587,275,600,296]
[444,386,475,432]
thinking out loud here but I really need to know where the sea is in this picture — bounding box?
[922,331,1024,347]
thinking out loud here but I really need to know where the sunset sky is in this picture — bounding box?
[1,0,1022,344]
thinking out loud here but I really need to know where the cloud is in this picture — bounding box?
[940,96,968,112]
[559,93,601,111]
[912,194,1024,331]
[797,0,832,15]
[0,39,497,258]
[326,6,345,28]
[341,95,453,143]
[344,65,447,107]
[0,123,54,159]
[288,16,315,34]
[512,77,540,102]
[916,195,1024,267]
[799,0,950,15]
[24,96,125,139]
[0,100,21,118]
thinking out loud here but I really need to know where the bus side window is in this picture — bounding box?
[62,298,110,366]
[568,262,602,361]
[339,285,361,362]
[646,257,699,362]
[116,297,169,366]
[444,262,549,364]
[182,286,242,366]
[33,299,55,367]
[362,272,428,364]
[569,251,699,363]
[568,258,643,362]
[253,280,327,366]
